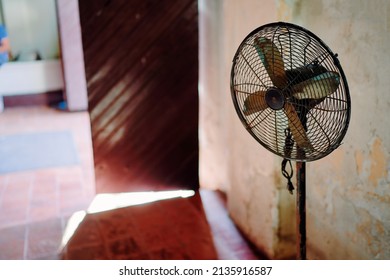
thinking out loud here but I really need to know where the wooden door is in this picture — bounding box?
[79,0,199,193]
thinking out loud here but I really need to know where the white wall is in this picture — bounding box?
[0,60,64,112]
[56,0,88,111]
[0,0,89,112]
[0,0,64,111]
[0,60,63,95]
[3,0,60,60]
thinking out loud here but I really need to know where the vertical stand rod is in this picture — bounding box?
[296,161,306,260]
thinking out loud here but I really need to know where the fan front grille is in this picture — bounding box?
[231,22,351,162]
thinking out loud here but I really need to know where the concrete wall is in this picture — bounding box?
[199,0,390,259]
[276,0,390,259]
[199,0,295,259]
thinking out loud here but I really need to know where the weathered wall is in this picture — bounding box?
[276,0,390,259]
[200,0,390,259]
[199,0,296,259]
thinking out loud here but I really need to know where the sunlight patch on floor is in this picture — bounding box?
[87,190,195,214]
[59,210,87,252]
[59,190,196,252]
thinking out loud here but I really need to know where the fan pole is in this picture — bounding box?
[296,161,306,260]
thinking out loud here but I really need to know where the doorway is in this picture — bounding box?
[0,0,95,259]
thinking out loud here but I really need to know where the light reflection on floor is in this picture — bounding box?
[60,190,196,251]
[87,190,195,214]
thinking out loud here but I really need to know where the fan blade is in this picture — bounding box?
[254,37,287,88]
[284,103,313,150]
[243,91,268,115]
[292,71,340,100]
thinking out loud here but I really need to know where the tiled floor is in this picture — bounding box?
[0,106,95,259]
[60,190,265,260]
[0,106,266,260]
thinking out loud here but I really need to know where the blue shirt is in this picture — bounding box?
[0,25,8,65]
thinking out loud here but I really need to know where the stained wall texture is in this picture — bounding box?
[276,0,390,259]
[199,0,390,259]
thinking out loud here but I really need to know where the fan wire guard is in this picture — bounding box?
[231,22,351,162]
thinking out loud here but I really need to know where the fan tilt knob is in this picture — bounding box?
[265,88,285,110]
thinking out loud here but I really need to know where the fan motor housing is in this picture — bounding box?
[265,88,285,110]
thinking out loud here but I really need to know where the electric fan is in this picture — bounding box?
[230,22,351,259]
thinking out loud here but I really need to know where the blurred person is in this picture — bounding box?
[0,24,10,65]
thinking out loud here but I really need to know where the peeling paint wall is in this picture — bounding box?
[199,0,390,260]
[276,0,390,259]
